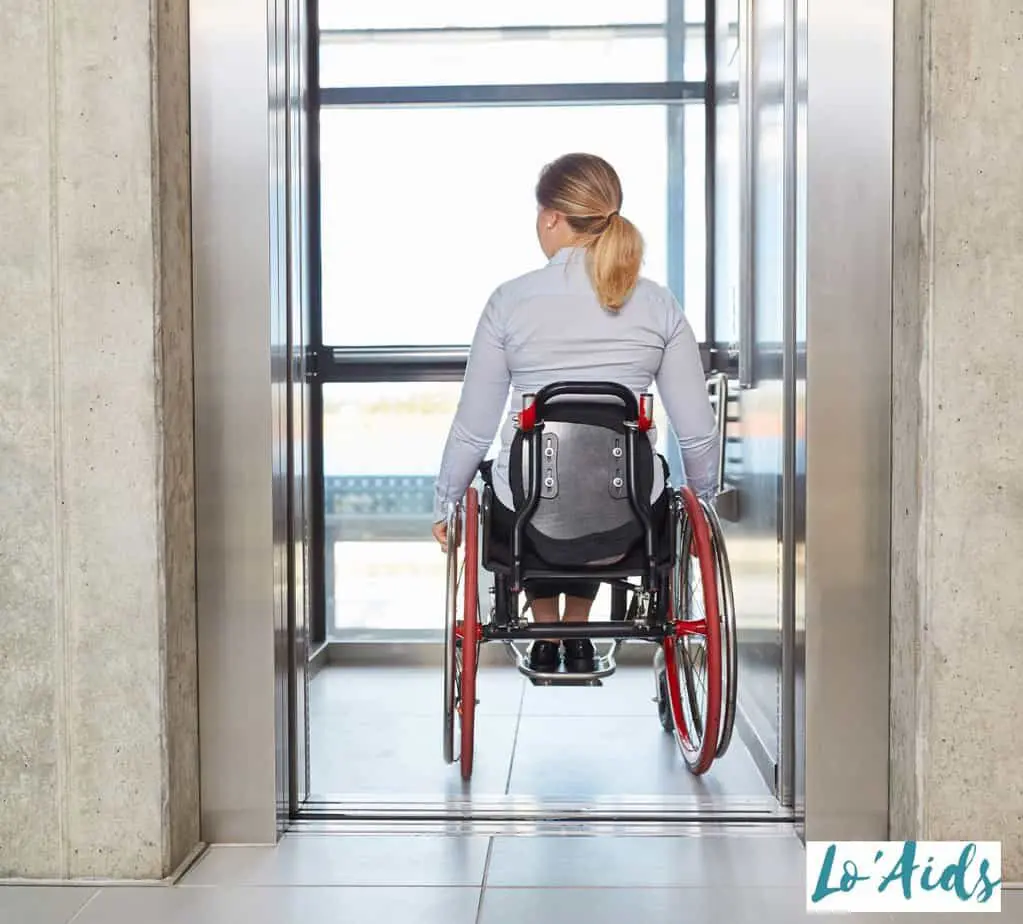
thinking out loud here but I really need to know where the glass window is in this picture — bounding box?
[318,0,709,88]
[320,1,671,31]
[320,103,706,346]
[320,33,713,88]
[716,0,741,83]
[320,0,707,30]
[323,381,471,637]
[714,103,740,343]
[323,381,681,639]
[681,102,707,337]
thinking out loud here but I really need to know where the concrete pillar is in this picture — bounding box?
[892,0,1023,878]
[0,0,198,879]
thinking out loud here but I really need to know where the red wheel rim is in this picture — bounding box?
[459,487,480,781]
[663,486,722,775]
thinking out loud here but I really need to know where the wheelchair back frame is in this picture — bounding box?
[507,381,662,596]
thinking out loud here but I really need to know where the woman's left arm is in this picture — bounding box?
[432,296,511,524]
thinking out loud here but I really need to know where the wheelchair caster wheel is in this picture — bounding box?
[656,670,674,733]
[652,648,673,732]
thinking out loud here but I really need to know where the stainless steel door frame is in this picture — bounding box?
[285,0,313,818]
[777,0,799,812]
[188,0,894,842]
[802,0,893,840]
[191,0,302,843]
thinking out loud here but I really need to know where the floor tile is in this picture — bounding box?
[0,886,97,924]
[519,663,665,718]
[829,887,1023,923]
[309,665,525,719]
[75,886,480,924]
[310,713,519,798]
[485,833,805,888]
[744,888,1017,923]
[507,715,769,799]
[183,836,490,887]
[308,662,773,807]
[479,887,716,924]
[479,886,825,924]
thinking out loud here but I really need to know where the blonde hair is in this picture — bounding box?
[535,153,644,310]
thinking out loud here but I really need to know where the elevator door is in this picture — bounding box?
[297,0,789,821]
[190,0,893,845]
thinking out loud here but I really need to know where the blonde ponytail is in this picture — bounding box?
[535,153,645,310]
[586,213,643,310]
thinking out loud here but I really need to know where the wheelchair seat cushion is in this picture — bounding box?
[484,487,673,575]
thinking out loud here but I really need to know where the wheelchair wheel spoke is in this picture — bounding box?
[679,640,704,739]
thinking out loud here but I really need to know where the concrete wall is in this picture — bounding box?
[891,0,1023,877]
[0,0,198,879]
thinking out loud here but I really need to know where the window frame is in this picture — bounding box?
[306,0,722,644]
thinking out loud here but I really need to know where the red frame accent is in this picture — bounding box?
[662,485,723,775]
[458,487,480,781]
[520,395,653,431]
[518,402,537,431]
[638,393,654,431]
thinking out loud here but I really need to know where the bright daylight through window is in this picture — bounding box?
[313,1,714,639]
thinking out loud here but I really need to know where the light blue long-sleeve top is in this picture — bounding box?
[433,246,719,521]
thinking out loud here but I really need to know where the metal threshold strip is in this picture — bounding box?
[288,817,800,838]
[294,795,795,827]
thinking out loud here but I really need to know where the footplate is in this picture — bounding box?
[504,641,618,687]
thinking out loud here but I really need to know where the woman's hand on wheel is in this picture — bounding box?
[432,519,461,552]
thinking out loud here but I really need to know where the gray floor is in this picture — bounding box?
[307,662,770,804]
[4,831,1019,923]
[12,663,1014,923]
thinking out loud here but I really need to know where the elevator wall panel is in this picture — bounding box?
[287,0,313,810]
[191,0,289,843]
[803,0,892,840]
[792,0,808,824]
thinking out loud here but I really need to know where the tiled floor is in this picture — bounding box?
[307,662,770,803]
[4,831,1020,923]
[11,663,1015,923]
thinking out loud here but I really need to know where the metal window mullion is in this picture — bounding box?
[314,348,470,383]
[737,0,755,387]
[663,0,689,484]
[307,0,327,649]
[666,0,687,306]
[319,81,706,107]
[704,0,718,349]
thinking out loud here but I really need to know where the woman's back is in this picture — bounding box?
[494,246,686,399]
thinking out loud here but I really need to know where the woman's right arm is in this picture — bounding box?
[654,296,720,499]
[432,293,511,522]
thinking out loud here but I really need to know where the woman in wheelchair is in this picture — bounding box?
[431,152,719,674]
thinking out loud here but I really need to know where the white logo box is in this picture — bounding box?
[806,841,1002,914]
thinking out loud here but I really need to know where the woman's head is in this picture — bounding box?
[535,153,644,310]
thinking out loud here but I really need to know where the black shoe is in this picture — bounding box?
[562,638,596,673]
[528,640,560,672]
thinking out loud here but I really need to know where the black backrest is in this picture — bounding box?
[509,390,656,568]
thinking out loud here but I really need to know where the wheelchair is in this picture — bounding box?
[443,380,737,781]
